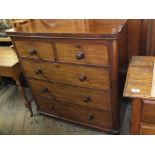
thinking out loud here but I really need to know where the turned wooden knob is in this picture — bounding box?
[28,48,37,55]
[41,88,48,93]
[34,68,42,74]
[49,105,55,111]
[79,74,87,81]
[87,114,94,121]
[83,96,91,102]
[75,51,84,60]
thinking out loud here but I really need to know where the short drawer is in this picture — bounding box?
[55,40,109,66]
[29,79,112,111]
[35,95,113,129]
[22,60,110,90]
[140,123,155,135]
[141,100,155,124]
[14,40,54,61]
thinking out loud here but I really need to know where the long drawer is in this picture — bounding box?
[28,79,112,111]
[35,95,113,129]
[22,60,110,90]
[55,40,109,66]
[14,40,55,61]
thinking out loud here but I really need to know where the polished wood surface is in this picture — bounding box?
[21,59,110,90]
[29,79,112,111]
[6,19,127,38]
[36,95,113,130]
[56,40,109,65]
[14,40,55,61]
[124,56,155,100]
[7,19,128,133]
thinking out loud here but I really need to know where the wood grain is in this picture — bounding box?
[123,56,155,100]
[15,40,55,61]
[35,95,113,130]
[21,59,110,90]
[130,98,142,135]
[56,40,109,66]
[29,79,112,111]
[141,100,155,124]
[140,123,155,135]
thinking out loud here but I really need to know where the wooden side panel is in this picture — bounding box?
[14,40,55,61]
[131,99,142,135]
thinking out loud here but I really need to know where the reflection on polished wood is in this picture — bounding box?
[6,19,127,38]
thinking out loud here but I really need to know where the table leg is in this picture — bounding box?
[131,98,142,135]
[16,80,33,117]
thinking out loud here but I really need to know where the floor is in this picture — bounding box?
[0,84,131,135]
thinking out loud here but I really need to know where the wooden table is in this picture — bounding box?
[0,46,33,116]
[124,56,155,134]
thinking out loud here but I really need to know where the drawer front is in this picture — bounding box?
[140,123,155,135]
[141,100,155,124]
[22,60,110,90]
[55,40,109,66]
[35,96,113,129]
[29,79,112,111]
[14,40,54,61]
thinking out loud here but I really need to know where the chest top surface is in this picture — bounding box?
[123,56,155,100]
[6,19,128,39]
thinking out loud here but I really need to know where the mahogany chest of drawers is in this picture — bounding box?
[7,19,128,133]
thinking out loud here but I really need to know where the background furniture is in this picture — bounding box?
[124,56,155,134]
[0,46,33,116]
[7,19,128,133]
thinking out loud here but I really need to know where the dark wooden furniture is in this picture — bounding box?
[124,56,155,134]
[0,46,33,116]
[6,19,128,133]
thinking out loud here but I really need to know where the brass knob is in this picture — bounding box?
[79,74,87,81]
[83,96,91,102]
[75,51,84,60]
[87,114,94,121]
[41,88,48,93]
[34,68,42,74]
[28,48,37,55]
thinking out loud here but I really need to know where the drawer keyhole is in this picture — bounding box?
[79,74,87,81]
[28,48,37,55]
[87,114,94,121]
[83,96,91,102]
[34,68,42,74]
[41,88,49,93]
